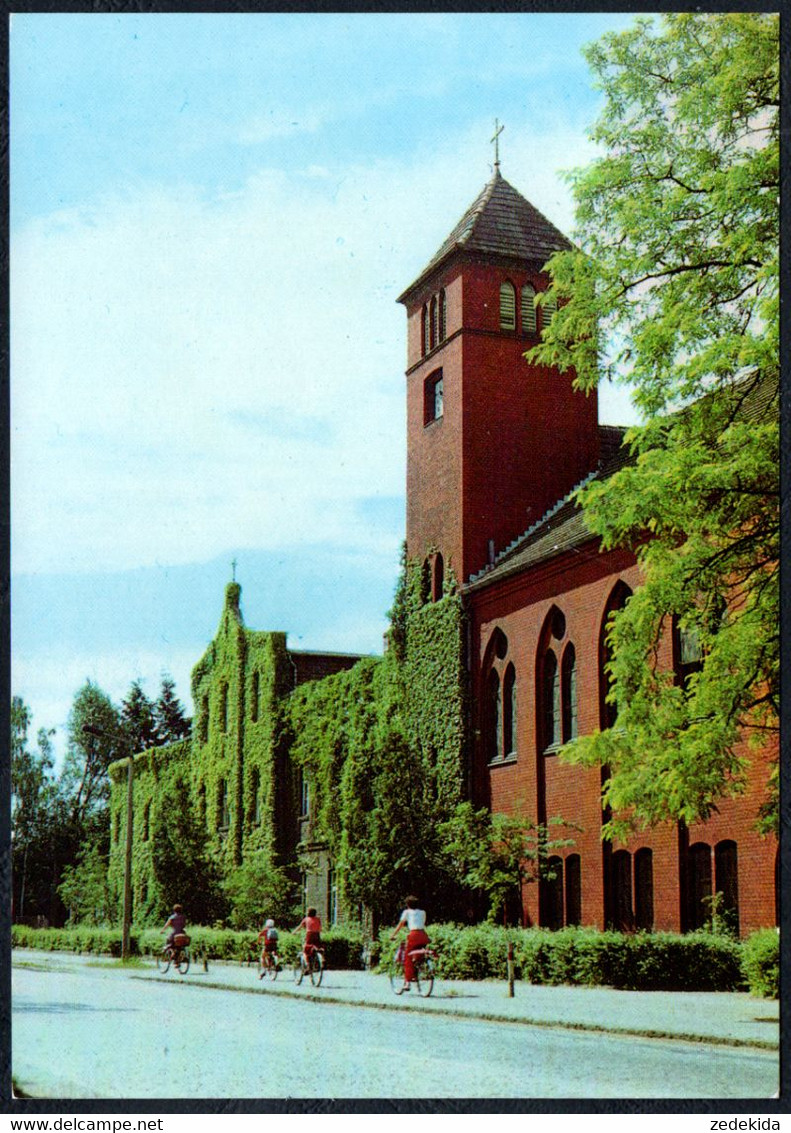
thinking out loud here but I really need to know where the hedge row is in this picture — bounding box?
[10,923,365,972]
[12,922,778,997]
[375,922,769,995]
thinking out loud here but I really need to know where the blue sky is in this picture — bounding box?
[11,11,640,761]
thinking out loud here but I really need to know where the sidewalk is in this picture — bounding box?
[144,957,779,1050]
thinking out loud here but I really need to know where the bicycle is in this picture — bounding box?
[293,944,324,987]
[157,933,190,976]
[389,943,436,998]
[258,950,281,981]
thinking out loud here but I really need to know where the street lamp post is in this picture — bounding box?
[83,724,134,961]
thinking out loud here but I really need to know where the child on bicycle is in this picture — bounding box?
[257,918,279,970]
[294,907,322,961]
[391,896,428,992]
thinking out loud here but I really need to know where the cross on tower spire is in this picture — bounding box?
[491,119,504,170]
[231,557,238,582]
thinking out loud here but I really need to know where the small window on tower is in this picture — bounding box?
[439,289,447,342]
[424,370,444,425]
[541,290,557,329]
[500,281,516,330]
[521,284,537,335]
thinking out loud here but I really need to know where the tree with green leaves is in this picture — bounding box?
[57,841,113,926]
[154,673,191,743]
[531,13,779,836]
[149,771,226,925]
[11,697,59,921]
[439,803,577,925]
[61,681,124,829]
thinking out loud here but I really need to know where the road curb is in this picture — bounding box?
[135,973,778,1053]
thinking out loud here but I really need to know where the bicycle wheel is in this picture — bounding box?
[156,951,171,974]
[389,968,404,995]
[309,951,324,987]
[268,955,279,981]
[177,950,190,976]
[294,956,305,985]
[416,958,434,998]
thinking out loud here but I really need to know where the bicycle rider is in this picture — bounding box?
[294,907,322,965]
[162,903,187,956]
[391,896,429,993]
[257,918,279,969]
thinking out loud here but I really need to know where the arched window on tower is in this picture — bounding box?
[542,650,561,750]
[487,669,502,763]
[521,283,536,335]
[561,644,577,742]
[439,289,447,342]
[424,369,444,425]
[430,295,438,350]
[250,767,261,826]
[503,663,516,757]
[421,304,430,356]
[500,281,516,330]
[541,289,557,330]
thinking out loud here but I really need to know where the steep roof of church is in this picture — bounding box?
[465,365,777,592]
[465,425,631,591]
[397,168,572,303]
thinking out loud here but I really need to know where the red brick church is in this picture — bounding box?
[397,165,777,936]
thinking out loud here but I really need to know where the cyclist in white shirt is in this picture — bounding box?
[391,896,429,992]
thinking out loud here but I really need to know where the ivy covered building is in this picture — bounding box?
[109,164,777,936]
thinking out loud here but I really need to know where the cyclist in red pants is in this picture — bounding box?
[295,907,322,962]
[391,896,428,993]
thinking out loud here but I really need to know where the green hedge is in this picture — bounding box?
[741,929,779,998]
[376,922,747,991]
[15,922,772,994]
[12,924,367,969]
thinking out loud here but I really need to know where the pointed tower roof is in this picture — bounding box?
[397,169,572,304]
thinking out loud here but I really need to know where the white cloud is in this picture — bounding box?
[11,116,606,578]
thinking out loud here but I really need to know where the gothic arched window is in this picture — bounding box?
[487,669,502,762]
[503,663,516,757]
[421,304,430,356]
[430,295,438,350]
[565,854,581,926]
[439,289,447,342]
[610,849,633,931]
[687,842,712,931]
[634,848,654,930]
[521,283,536,334]
[600,582,633,729]
[715,839,739,935]
[500,281,516,330]
[543,650,560,750]
[542,856,564,931]
[561,644,577,742]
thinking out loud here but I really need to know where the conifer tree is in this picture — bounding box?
[154,673,191,743]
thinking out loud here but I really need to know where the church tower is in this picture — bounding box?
[398,163,600,586]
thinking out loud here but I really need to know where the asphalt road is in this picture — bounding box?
[12,954,778,1100]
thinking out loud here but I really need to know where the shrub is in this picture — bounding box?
[741,929,779,998]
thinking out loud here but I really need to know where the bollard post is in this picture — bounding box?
[507,941,515,998]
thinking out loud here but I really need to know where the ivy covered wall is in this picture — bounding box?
[108,566,470,929]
